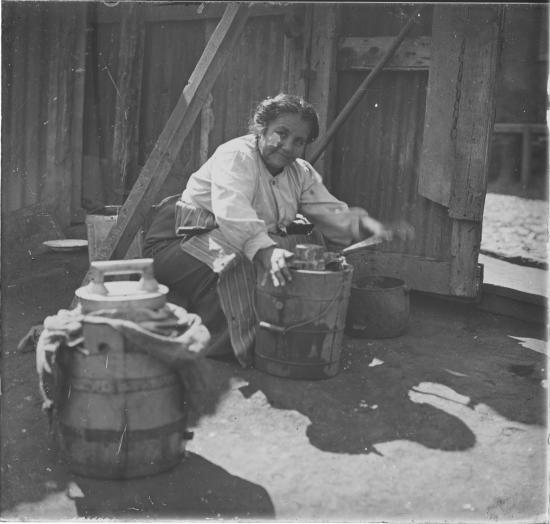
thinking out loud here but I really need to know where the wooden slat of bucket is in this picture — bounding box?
[255,269,352,327]
[254,266,353,379]
[58,421,184,479]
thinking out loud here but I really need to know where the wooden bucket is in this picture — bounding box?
[254,265,353,380]
[56,321,186,479]
[85,206,143,261]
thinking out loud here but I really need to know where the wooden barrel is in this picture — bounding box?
[346,276,410,338]
[56,322,186,479]
[254,265,353,380]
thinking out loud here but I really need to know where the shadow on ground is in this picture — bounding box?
[73,452,275,520]
[232,294,546,456]
[1,250,546,519]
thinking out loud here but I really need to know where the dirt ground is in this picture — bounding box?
[0,245,547,522]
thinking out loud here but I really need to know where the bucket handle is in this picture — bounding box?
[255,286,343,335]
[87,258,159,296]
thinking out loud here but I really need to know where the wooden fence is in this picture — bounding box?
[4,2,533,297]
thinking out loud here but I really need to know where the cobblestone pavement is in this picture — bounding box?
[482,193,548,267]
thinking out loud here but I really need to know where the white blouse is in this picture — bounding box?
[180,134,367,262]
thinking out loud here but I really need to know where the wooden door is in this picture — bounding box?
[311,4,502,298]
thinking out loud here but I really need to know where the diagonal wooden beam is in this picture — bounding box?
[73,3,248,297]
[100,2,248,262]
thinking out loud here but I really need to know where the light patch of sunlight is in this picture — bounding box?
[508,336,547,355]
[443,368,469,377]
[368,358,384,367]
[409,382,471,407]
[1,490,79,520]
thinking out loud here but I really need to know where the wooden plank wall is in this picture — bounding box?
[329,4,502,297]
[330,5,446,259]
[2,2,87,226]
[2,2,502,299]
[81,6,288,207]
[207,15,287,158]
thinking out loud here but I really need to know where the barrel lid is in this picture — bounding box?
[75,280,169,312]
[76,280,168,302]
[75,258,168,312]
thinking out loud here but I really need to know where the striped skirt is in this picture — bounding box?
[181,228,325,367]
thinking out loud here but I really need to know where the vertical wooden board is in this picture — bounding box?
[81,5,108,210]
[14,3,86,227]
[306,4,340,183]
[6,6,29,211]
[69,5,89,221]
[281,6,305,96]
[23,6,43,207]
[417,6,462,208]
[54,9,74,226]
[448,6,501,221]
[42,8,61,213]
[35,4,86,227]
[299,4,314,101]
[111,5,146,200]
[36,8,52,207]
[419,5,502,220]
[138,19,205,199]
[209,15,286,151]
[78,17,121,206]
[2,6,14,210]
[450,218,483,297]
[97,22,121,204]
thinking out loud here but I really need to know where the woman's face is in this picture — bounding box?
[258,113,312,174]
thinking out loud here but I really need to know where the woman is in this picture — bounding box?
[144,94,403,366]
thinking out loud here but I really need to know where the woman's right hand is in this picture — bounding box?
[254,246,295,287]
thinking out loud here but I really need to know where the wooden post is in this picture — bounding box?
[305,4,340,185]
[71,2,248,300]
[70,5,89,223]
[418,5,503,221]
[281,4,311,99]
[520,127,531,189]
[111,4,146,201]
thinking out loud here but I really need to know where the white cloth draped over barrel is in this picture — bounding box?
[177,134,371,366]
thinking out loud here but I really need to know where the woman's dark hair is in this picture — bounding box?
[249,93,320,143]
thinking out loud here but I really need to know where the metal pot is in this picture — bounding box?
[345,276,410,338]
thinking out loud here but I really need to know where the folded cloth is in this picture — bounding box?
[17,324,45,353]
[175,199,218,236]
[36,302,213,429]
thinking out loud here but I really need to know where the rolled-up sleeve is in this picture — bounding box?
[210,149,276,261]
[297,161,368,246]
